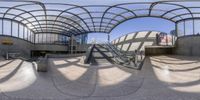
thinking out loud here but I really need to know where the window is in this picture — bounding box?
[46,33,51,43]
[38,34,43,43]
[12,22,18,37]
[19,24,24,39]
[177,21,184,37]
[0,19,2,35]
[42,33,47,43]
[185,20,194,36]
[3,20,11,36]
[50,34,55,43]
[194,20,200,35]
[35,34,38,43]
[31,32,35,43]
[24,27,28,40]
[27,29,30,41]
[55,34,58,43]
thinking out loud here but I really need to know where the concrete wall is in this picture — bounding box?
[145,46,174,56]
[76,44,90,52]
[33,44,90,52]
[112,31,160,54]
[0,36,90,58]
[0,36,34,58]
[34,44,68,51]
[174,35,200,56]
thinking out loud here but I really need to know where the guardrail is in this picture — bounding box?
[104,43,143,70]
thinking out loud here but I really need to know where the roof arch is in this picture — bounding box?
[0,0,199,36]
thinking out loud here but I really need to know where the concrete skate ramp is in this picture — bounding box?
[1,55,200,100]
[49,57,143,97]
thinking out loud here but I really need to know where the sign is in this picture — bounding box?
[1,38,13,45]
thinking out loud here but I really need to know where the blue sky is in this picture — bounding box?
[87,17,175,43]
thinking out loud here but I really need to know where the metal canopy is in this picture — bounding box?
[0,0,200,36]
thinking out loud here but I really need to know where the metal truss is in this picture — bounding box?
[0,0,200,36]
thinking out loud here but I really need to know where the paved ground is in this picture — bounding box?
[1,55,200,100]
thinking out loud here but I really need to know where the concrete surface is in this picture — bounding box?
[112,31,159,53]
[145,46,174,56]
[0,36,34,58]
[0,36,90,58]
[174,35,200,56]
[1,55,200,100]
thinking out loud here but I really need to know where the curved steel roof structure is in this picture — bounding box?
[0,0,200,36]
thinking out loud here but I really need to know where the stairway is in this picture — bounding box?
[85,44,143,70]
[90,44,114,65]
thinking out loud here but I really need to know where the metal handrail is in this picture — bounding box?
[103,42,142,70]
[105,43,129,63]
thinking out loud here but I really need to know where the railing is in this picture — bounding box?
[104,42,143,70]
[4,51,47,72]
[106,43,129,62]
[6,52,33,61]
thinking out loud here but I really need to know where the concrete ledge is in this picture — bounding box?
[174,35,200,56]
[145,46,174,56]
[47,53,85,58]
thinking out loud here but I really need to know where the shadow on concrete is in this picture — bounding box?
[150,55,200,90]
[0,60,23,83]
[0,60,15,68]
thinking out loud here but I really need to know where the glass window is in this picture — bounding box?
[12,22,18,37]
[3,20,11,36]
[58,35,62,42]
[194,20,200,35]
[54,34,58,43]
[63,36,67,44]
[35,34,38,43]
[24,27,28,40]
[46,34,51,43]
[0,19,2,35]
[50,34,55,43]
[185,20,194,36]
[27,29,30,41]
[177,21,184,37]
[31,32,35,43]
[19,24,24,39]
[43,34,47,43]
[38,34,43,43]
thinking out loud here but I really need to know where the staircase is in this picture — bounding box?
[84,43,144,70]
[90,44,114,65]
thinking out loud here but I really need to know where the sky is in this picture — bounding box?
[87,17,175,43]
